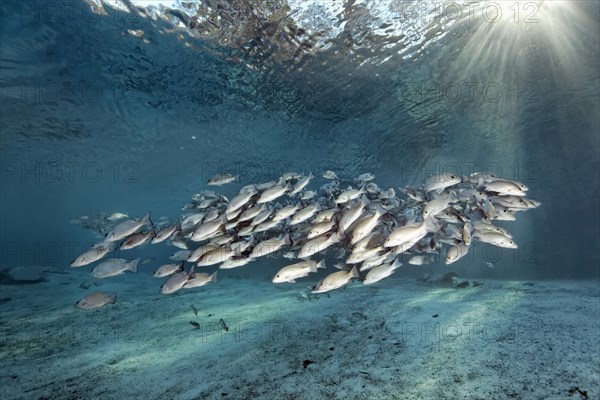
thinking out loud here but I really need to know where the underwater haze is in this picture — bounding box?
[1,1,599,399]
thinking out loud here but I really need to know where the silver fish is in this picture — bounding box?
[297,233,340,258]
[363,259,402,284]
[424,173,461,192]
[160,265,195,294]
[208,173,238,186]
[91,258,139,278]
[183,271,217,288]
[249,235,291,258]
[335,187,366,204]
[152,223,181,244]
[290,203,320,225]
[290,173,314,195]
[154,262,184,278]
[273,260,326,283]
[220,257,254,269]
[323,170,338,180]
[312,266,359,293]
[445,243,470,264]
[75,292,117,309]
[105,212,152,242]
[70,242,115,267]
[120,229,155,250]
[226,188,257,213]
[257,183,292,204]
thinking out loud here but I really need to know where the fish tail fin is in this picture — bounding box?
[316,260,327,270]
[374,203,388,217]
[424,216,440,233]
[283,233,292,246]
[177,262,185,272]
[391,258,402,270]
[129,258,140,273]
[109,293,117,304]
[141,212,152,227]
[187,265,195,279]
[210,271,218,283]
[330,232,341,244]
[336,226,347,241]
[350,265,360,278]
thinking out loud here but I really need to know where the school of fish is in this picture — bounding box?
[70,171,540,308]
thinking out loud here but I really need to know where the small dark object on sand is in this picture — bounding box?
[303,360,314,368]
[568,386,588,399]
[191,304,198,316]
[219,318,229,332]
[432,314,439,318]
[189,321,200,329]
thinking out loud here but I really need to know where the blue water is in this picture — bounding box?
[2,0,598,279]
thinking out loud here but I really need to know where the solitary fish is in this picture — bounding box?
[290,173,314,196]
[70,242,115,268]
[474,232,518,248]
[273,260,326,283]
[151,223,181,244]
[363,259,402,285]
[238,204,267,222]
[356,173,375,182]
[183,271,217,288]
[170,250,193,261]
[422,192,458,219]
[249,235,291,258]
[154,262,184,278]
[107,212,129,221]
[445,243,470,264]
[297,233,340,258]
[120,229,156,250]
[290,203,320,225]
[483,179,527,196]
[424,173,461,192]
[338,196,368,234]
[220,257,254,269]
[307,220,336,239]
[91,258,139,279]
[230,188,258,211]
[191,218,225,242]
[208,173,238,186]
[105,212,152,242]
[197,247,234,267]
[349,205,386,245]
[408,255,434,266]
[323,170,338,180]
[300,191,317,200]
[312,266,359,293]
[257,183,292,204]
[75,292,117,309]
[383,222,429,249]
[160,265,195,294]
[335,187,366,204]
[273,203,301,222]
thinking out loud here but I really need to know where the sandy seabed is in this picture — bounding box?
[0,268,598,400]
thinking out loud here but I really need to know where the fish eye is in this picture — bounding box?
[451,175,455,179]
